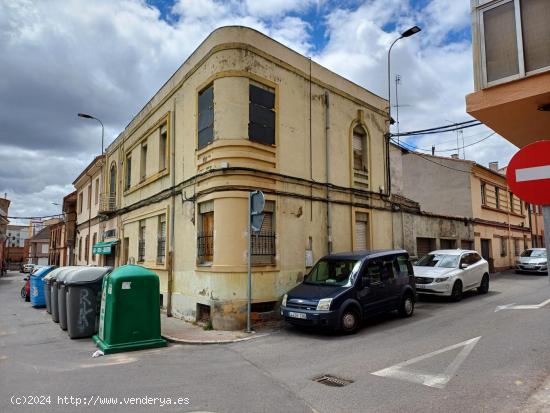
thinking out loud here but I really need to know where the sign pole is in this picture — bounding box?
[544,206,550,284]
[246,192,252,333]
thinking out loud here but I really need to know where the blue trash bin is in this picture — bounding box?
[30,266,56,308]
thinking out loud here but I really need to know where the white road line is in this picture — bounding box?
[371,336,481,389]
[516,165,550,182]
[495,298,550,312]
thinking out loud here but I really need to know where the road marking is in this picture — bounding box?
[371,336,481,389]
[516,165,550,182]
[495,298,550,312]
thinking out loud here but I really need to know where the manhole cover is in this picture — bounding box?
[313,374,353,387]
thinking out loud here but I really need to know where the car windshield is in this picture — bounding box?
[521,250,547,258]
[304,259,361,286]
[415,254,459,268]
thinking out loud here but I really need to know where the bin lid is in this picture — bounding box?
[46,266,80,282]
[64,266,113,285]
[43,267,66,281]
[31,265,56,279]
[109,264,157,278]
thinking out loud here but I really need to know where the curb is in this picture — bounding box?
[161,332,270,345]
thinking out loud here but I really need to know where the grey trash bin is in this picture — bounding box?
[66,267,112,339]
[44,268,63,314]
[51,267,77,323]
[58,268,80,331]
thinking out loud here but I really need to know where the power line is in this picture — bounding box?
[394,122,482,137]
[7,213,63,220]
[398,132,496,153]
[392,119,480,137]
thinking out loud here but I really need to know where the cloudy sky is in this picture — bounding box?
[0,0,518,222]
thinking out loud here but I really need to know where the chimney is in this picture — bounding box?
[489,161,499,171]
[450,154,459,159]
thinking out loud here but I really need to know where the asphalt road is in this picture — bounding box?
[1,270,550,413]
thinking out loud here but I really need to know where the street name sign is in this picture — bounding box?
[506,140,550,205]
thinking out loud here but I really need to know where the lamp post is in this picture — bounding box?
[387,26,421,145]
[78,113,104,154]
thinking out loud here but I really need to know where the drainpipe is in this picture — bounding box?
[527,204,533,247]
[87,172,92,265]
[325,91,333,255]
[166,99,177,317]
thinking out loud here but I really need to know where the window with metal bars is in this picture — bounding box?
[157,215,166,264]
[138,220,146,262]
[252,201,276,265]
[197,201,214,264]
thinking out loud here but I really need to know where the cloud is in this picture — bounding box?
[0,0,518,222]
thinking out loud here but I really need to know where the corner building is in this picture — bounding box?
[102,26,393,329]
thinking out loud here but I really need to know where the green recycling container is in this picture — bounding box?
[92,265,166,354]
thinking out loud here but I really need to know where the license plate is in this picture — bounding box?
[416,284,425,289]
[288,311,307,319]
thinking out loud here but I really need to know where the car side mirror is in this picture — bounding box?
[460,263,469,269]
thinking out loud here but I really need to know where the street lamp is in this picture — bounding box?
[78,113,104,154]
[387,26,421,144]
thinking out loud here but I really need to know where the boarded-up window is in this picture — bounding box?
[416,237,436,258]
[521,0,550,72]
[159,124,167,170]
[138,220,146,262]
[481,182,487,205]
[140,142,147,182]
[92,233,97,261]
[354,212,369,251]
[198,85,214,149]
[109,163,116,197]
[500,236,507,257]
[125,155,132,190]
[461,240,474,250]
[483,1,519,83]
[249,83,275,145]
[440,239,457,250]
[353,126,367,172]
[252,201,276,265]
[514,238,521,256]
[198,201,214,263]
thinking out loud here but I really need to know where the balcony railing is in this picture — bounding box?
[99,194,117,213]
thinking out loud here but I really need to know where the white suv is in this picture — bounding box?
[413,249,490,301]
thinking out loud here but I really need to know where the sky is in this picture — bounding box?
[0,0,519,223]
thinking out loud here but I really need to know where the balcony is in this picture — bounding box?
[467,0,550,147]
[98,194,117,214]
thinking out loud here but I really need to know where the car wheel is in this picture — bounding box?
[20,286,27,301]
[451,280,463,302]
[340,307,360,334]
[477,274,489,294]
[398,293,415,317]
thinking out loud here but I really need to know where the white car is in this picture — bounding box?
[413,249,490,301]
[515,248,547,274]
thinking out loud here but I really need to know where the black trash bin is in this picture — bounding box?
[66,267,112,339]
[51,267,77,323]
[44,268,63,314]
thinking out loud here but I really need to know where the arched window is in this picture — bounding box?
[353,125,368,172]
[109,162,117,198]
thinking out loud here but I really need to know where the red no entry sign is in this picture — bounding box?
[506,140,550,205]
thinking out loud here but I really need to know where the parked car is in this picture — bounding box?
[21,263,35,273]
[280,250,416,334]
[21,275,30,302]
[515,248,548,274]
[413,249,489,301]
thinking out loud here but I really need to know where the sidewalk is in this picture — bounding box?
[522,375,550,413]
[161,314,272,345]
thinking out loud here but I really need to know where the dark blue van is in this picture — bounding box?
[281,250,416,334]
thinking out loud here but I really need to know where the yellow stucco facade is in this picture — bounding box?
[95,26,394,329]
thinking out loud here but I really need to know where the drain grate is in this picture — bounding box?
[313,374,353,387]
